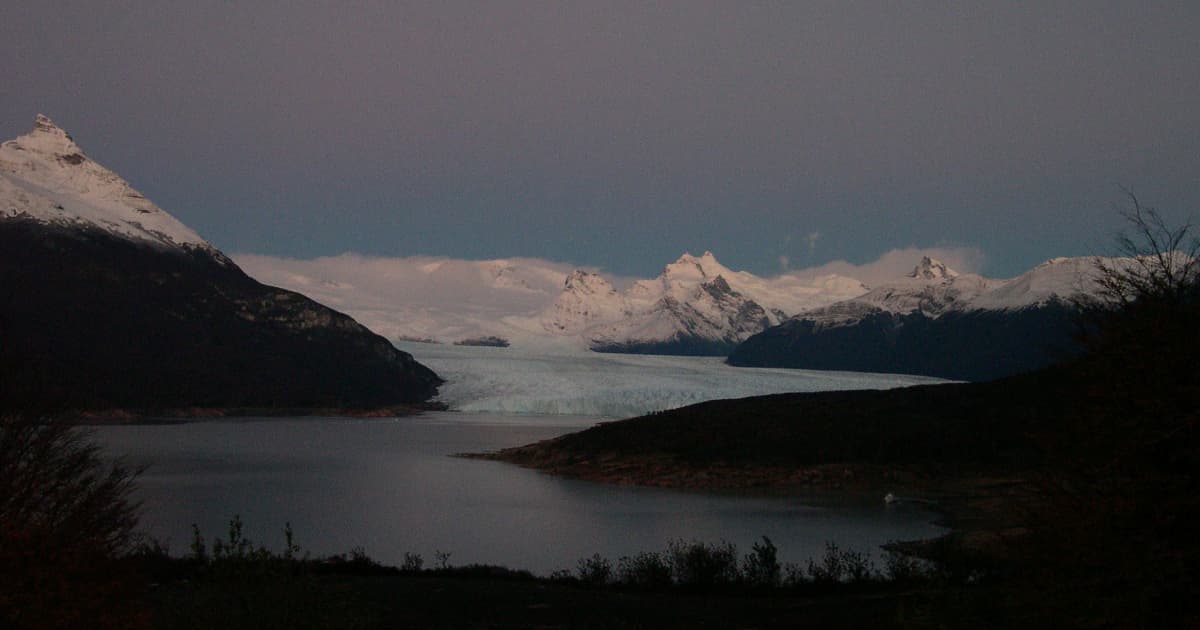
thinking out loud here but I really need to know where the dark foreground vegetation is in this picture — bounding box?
[1,508,984,628]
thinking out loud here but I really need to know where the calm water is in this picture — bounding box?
[93,413,943,575]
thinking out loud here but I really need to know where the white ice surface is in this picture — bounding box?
[401,342,949,418]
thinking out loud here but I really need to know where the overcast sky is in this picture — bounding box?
[3,1,1197,277]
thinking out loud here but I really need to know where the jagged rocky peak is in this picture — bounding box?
[22,114,82,154]
[909,256,959,280]
[544,270,626,334]
[564,270,617,294]
[672,250,721,269]
[701,275,733,295]
[661,251,734,286]
[3,114,82,164]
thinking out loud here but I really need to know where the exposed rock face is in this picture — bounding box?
[0,116,440,412]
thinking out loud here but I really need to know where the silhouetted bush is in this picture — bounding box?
[401,551,425,572]
[668,539,740,589]
[0,415,141,555]
[616,551,673,589]
[576,553,613,585]
[805,542,876,585]
[0,415,147,627]
[882,548,930,583]
[741,536,782,588]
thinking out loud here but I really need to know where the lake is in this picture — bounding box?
[93,412,943,575]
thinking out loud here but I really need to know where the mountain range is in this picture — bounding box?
[727,256,1099,380]
[1,115,1113,397]
[240,251,871,354]
[0,116,441,413]
[244,248,1107,380]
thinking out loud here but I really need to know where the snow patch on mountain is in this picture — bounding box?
[968,256,1102,310]
[543,271,627,334]
[236,253,592,351]
[790,255,1108,331]
[239,251,870,351]
[545,251,868,351]
[0,115,212,252]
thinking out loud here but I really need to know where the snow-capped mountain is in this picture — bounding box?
[237,253,583,350]
[792,256,998,328]
[0,115,440,412]
[728,256,1105,381]
[0,115,215,253]
[542,251,868,354]
[241,250,869,354]
[542,271,628,334]
[968,256,1100,311]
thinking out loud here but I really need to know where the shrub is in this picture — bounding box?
[0,416,142,556]
[783,562,808,587]
[806,542,845,584]
[668,539,740,589]
[0,415,148,627]
[401,552,424,572]
[882,548,928,583]
[616,551,673,589]
[841,547,875,583]
[805,542,875,584]
[741,536,782,588]
[548,568,574,582]
[576,553,612,586]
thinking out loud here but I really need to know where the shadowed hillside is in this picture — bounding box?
[0,220,441,414]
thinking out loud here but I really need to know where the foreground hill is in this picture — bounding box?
[486,367,1065,488]
[0,116,440,413]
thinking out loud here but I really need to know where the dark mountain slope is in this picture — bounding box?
[726,301,1083,381]
[0,219,440,412]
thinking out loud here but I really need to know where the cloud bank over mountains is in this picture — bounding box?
[235,247,985,349]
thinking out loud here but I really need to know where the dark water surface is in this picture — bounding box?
[93,413,943,575]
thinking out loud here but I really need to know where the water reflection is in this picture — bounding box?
[94,413,943,574]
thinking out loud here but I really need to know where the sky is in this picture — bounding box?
[2,1,1198,278]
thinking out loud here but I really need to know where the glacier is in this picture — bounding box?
[402,342,949,418]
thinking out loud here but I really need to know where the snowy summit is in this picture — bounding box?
[0,115,213,252]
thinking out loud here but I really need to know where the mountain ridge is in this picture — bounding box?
[0,116,441,413]
[726,255,1105,380]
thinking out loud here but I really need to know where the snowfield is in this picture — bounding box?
[402,342,949,418]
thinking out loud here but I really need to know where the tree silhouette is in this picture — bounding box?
[0,415,146,627]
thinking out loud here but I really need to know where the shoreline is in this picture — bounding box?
[65,401,449,425]
[470,446,1036,561]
